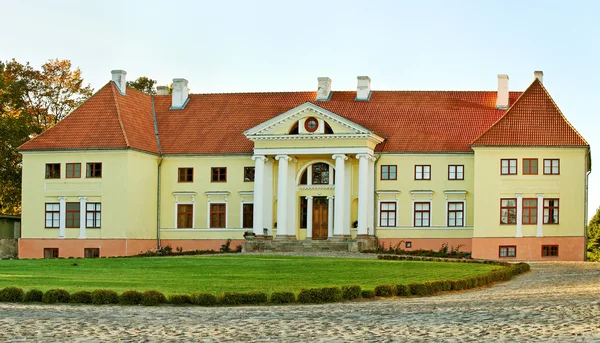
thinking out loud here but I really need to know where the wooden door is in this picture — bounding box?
[312,197,329,239]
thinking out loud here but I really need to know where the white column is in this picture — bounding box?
[356,154,370,236]
[367,156,375,235]
[327,196,334,238]
[344,159,352,236]
[58,196,66,238]
[252,155,266,235]
[287,158,297,239]
[275,155,291,238]
[78,196,86,239]
[306,196,313,239]
[332,154,347,237]
[263,159,274,236]
[536,193,544,237]
[516,194,523,238]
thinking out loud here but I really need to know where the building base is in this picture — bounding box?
[471,236,585,261]
[243,238,358,252]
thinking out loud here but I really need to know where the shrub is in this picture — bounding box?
[451,279,469,291]
[395,284,410,296]
[408,283,433,296]
[270,292,296,304]
[42,289,71,303]
[430,280,451,293]
[321,287,343,302]
[220,239,232,253]
[219,291,268,305]
[374,284,396,297]
[23,289,44,303]
[169,294,192,305]
[91,289,119,305]
[192,293,217,306]
[361,289,375,299]
[297,287,342,304]
[70,291,93,304]
[141,290,167,306]
[0,287,24,302]
[341,285,361,300]
[119,290,143,305]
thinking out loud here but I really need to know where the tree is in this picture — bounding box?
[127,76,157,95]
[587,207,600,261]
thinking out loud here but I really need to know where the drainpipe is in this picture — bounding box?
[584,149,592,260]
[372,137,388,247]
[151,96,164,249]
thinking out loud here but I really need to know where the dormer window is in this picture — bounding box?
[305,117,318,132]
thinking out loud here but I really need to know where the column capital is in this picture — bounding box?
[78,196,87,201]
[536,193,544,197]
[355,153,372,160]
[306,195,313,200]
[252,155,268,162]
[515,193,523,198]
[58,196,66,201]
[327,195,334,200]
[332,154,348,161]
[275,154,292,162]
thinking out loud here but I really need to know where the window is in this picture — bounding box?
[501,159,517,175]
[177,204,193,228]
[415,165,431,180]
[447,202,464,227]
[84,248,100,258]
[86,163,102,178]
[544,159,560,175]
[499,246,516,258]
[379,202,396,227]
[448,165,464,180]
[210,204,226,228]
[45,163,60,179]
[211,167,227,182]
[66,203,80,228]
[522,199,537,225]
[414,202,431,227]
[542,245,559,257]
[312,163,330,184]
[523,159,538,175]
[300,197,308,228]
[244,167,255,182]
[543,199,559,224]
[178,168,193,182]
[45,203,60,228]
[66,163,81,178]
[405,241,412,248]
[500,199,517,224]
[86,203,101,228]
[304,117,319,132]
[243,203,253,228]
[381,165,397,180]
[44,248,59,259]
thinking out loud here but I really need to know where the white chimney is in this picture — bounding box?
[356,76,371,100]
[111,70,127,95]
[534,70,544,83]
[496,74,509,109]
[157,86,169,95]
[316,77,332,101]
[171,78,189,109]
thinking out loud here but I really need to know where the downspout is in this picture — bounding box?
[372,137,388,248]
[584,149,592,260]
[152,96,164,249]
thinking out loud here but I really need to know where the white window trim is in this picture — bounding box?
[173,192,196,228]
[376,191,400,227]
[445,199,466,227]
[412,200,432,227]
[205,191,229,229]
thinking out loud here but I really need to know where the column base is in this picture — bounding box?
[355,235,378,252]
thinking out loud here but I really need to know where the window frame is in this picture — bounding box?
[414,165,431,180]
[211,167,227,183]
[84,248,100,258]
[500,198,517,225]
[45,163,61,179]
[177,203,194,229]
[300,197,308,229]
[244,167,255,182]
[210,203,226,228]
[447,201,465,227]
[86,203,102,228]
[522,158,538,175]
[413,201,431,227]
[311,163,330,185]
[500,159,517,175]
[543,159,560,175]
[379,201,397,227]
[44,248,59,259]
[543,199,559,224]
[65,202,81,228]
[499,245,517,258]
[178,167,194,183]
[45,203,60,228]
[66,163,81,178]
[380,165,397,180]
[86,162,102,178]
[242,203,254,229]
[304,117,319,133]
[448,165,464,180]
[541,245,559,257]
[522,198,538,225]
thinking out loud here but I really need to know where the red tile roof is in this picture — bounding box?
[471,79,588,147]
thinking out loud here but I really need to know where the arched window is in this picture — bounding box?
[324,122,334,134]
[312,163,330,184]
[288,122,299,135]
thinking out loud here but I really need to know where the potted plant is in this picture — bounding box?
[243,231,256,240]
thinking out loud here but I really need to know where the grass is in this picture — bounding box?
[0,255,500,295]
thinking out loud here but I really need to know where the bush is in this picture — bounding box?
[297,287,342,304]
[361,289,375,299]
[141,290,167,306]
[219,291,268,306]
[23,289,44,303]
[42,289,71,303]
[70,291,93,304]
[270,292,296,304]
[341,285,361,300]
[430,280,452,293]
[192,293,217,306]
[91,289,119,305]
[169,294,192,305]
[451,279,469,291]
[0,287,24,302]
[408,282,433,296]
[374,284,396,297]
[395,284,410,296]
[119,290,143,305]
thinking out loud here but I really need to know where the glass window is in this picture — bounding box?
[380,202,396,227]
[448,165,464,180]
[243,203,253,228]
[447,202,464,227]
[66,163,81,178]
[45,203,60,228]
[44,248,59,259]
[86,163,102,178]
[415,165,431,180]
[211,167,227,182]
[543,159,560,175]
[177,204,193,228]
[414,202,431,227]
[66,203,80,228]
[312,163,330,184]
[542,245,559,257]
[210,203,226,228]
[244,167,255,182]
[523,159,538,175]
[501,159,517,175]
[178,168,193,182]
[45,164,61,179]
[499,246,516,258]
[381,165,397,180]
[522,199,538,224]
[86,203,101,228]
[84,248,100,258]
[543,199,559,224]
[500,199,517,224]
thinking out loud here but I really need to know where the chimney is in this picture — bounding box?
[356,76,371,101]
[534,70,544,83]
[171,78,189,109]
[157,86,169,95]
[316,77,332,101]
[496,74,509,109]
[111,70,127,95]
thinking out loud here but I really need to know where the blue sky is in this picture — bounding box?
[2,0,599,220]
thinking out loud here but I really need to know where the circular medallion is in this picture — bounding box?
[304,117,319,133]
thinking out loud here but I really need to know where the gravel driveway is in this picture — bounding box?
[0,260,599,342]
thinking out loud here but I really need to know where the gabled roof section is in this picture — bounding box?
[471,79,588,147]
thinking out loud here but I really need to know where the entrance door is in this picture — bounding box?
[312,197,329,239]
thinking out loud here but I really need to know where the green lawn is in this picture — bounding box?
[0,255,500,295]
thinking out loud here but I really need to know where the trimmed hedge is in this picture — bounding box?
[119,290,143,305]
[91,289,119,305]
[23,289,43,303]
[395,284,410,296]
[192,293,217,306]
[169,294,192,305]
[219,291,268,306]
[341,285,362,300]
[42,289,71,304]
[298,287,343,304]
[408,282,432,296]
[70,291,93,304]
[271,292,296,304]
[374,284,396,297]
[141,290,167,306]
[0,287,24,302]
[361,289,375,299]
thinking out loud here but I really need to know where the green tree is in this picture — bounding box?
[127,76,157,95]
[587,207,600,261]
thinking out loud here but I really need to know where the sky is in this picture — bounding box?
[1,0,599,220]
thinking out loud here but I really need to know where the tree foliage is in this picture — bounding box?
[127,76,157,95]
[587,206,600,261]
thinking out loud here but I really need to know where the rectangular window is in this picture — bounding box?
[501,159,517,175]
[381,165,397,180]
[178,168,193,182]
[448,165,464,180]
[244,167,255,182]
[544,159,560,175]
[210,203,226,228]
[45,203,60,228]
[405,241,412,248]
[66,203,80,228]
[300,197,308,229]
[177,204,193,228]
[523,158,538,175]
[542,245,559,257]
[414,202,431,227]
[66,163,81,178]
[243,203,254,228]
[522,199,538,224]
[499,246,516,258]
[86,203,101,228]
[543,199,559,224]
[86,163,102,178]
[84,248,100,258]
[447,202,464,227]
[211,167,227,182]
[415,165,431,180]
[45,163,61,179]
[379,202,397,227]
[500,198,517,224]
[44,248,59,259]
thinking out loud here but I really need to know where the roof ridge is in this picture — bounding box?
[111,82,130,148]
[180,90,520,96]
